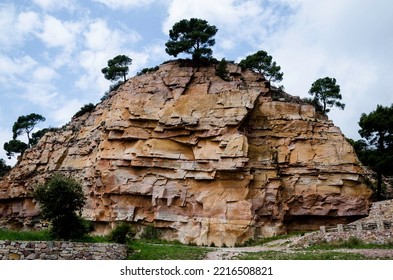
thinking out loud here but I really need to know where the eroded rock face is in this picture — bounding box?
[0,61,371,246]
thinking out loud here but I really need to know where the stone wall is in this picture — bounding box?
[0,240,127,260]
[295,229,393,247]
[295,199,393,247]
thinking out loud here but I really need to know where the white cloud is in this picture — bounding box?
[33,66,58,82]
[0,5,41,50]
[92,0,155,9]
[21,85,59,107]
[0,55,37,82]
[37,15,81,51]
[50,98,84,124]
[32,0,76,11]
[16,11,41,35]
[84,19,141,52]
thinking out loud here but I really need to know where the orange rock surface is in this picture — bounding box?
[0,61,371,246]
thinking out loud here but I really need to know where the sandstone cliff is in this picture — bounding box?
[0,61,371,246]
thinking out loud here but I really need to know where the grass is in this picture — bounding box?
[127,239,211,260]
[307,237,393,250]
[235,250,367,260]
[0,228,52,241]
[0,228,110,243]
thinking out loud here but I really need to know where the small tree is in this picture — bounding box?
[239,50,284,83]
[101,55,132,82]
[358,104,393,199]
[3,139,29,159]
[165,18,218,61]
[34,174,88,239]
[215,58,230,81]
[109,223,135,244]
[12,113,46,146]
[308,77,345,114]
[0,158,11,178]
[3,113,46,159]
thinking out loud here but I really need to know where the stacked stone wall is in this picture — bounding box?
[0,240,126,260]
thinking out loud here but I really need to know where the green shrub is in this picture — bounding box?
[0,158,11,178]
[109,223,135,244]
[101,80,125,101]
[137,66,159,76]
[33,173,88,240]
[215,58,230,81]
[140,225,161,240]
[73,103,95,118]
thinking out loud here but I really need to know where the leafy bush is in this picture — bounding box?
[140,225,161,240]
[0,158,11,178]
[33,173,89,239]
[215,58,230,81]
[73,103,95,118]
[109,223,135,244]
[137,66,159,76]
[101,80,124,101]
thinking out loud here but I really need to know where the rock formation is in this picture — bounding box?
[0,60,371,246]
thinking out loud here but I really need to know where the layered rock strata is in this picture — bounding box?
[0,61,371,246]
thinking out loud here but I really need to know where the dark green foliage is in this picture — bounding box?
[165,18,218,61]
[137,66,159,76]
[3,113,46,159]
[3,139,29,159]
[140,225,161,240]
[12,113,46,145]
[109,223,135,244]
[357,104,393,199]
[101,80,125,101]
[101,55,132,82]
[73,103,95,119]
[239,50,283,83]
[358,104,393,150]
[0,228,52,241]
[33,174,88,239]
[31,127,62,146]
[0,158,11,178]
[215,58,230,81]
[308,77,345,114]
[30,128,50,146]
[109,80,124,91]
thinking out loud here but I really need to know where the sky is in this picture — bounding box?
[0,0,392,165]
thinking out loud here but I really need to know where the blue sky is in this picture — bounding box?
[1,0,392,165]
